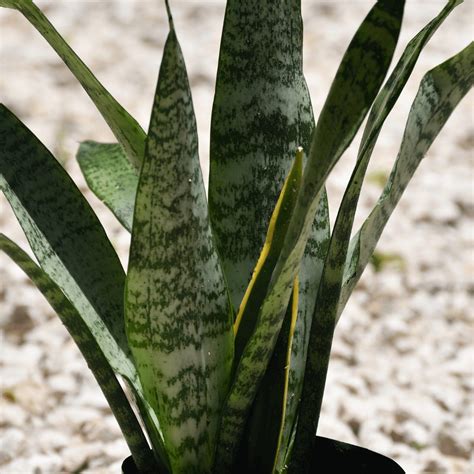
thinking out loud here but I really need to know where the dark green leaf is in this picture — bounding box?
[0,234,158,474]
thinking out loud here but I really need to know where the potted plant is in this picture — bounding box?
[0,0,471,472]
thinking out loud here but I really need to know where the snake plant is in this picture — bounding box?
[1,0,472,472]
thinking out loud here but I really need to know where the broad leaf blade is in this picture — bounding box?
[210,1,331,466]
[0,105,169,466]
[77,141,138,232]
[5,0,145,168]
[0,105,130,377]
[290,2,463,468]
[215,1,405,466]
[209,0,324,310]
[0,234,158,474]
[339,42,474,316]
[125,22,233,474]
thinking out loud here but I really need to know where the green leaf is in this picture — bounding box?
[241,280,299,472]
[338,42,474,317]
[210,2,331,465]
[0,105,131,377]
[233,149,303,366]
[290,2,462,469]
[0,234,158,474]
[77,141,138,232]
[215,0,405,467]
[125,17,233,474]
[209,0,324,310]
[4,0,145,168]
[0,104,169,467]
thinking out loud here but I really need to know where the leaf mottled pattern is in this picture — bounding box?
[125,24,233,474]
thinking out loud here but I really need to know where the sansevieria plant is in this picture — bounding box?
[1,0,472,472]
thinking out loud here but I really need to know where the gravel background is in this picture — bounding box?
[0,1,473,472]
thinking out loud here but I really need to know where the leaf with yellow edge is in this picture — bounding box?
[233,148,303,366]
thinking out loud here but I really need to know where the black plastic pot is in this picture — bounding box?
[122,436,405,473]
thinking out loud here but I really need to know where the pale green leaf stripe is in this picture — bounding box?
[289,2,462,469]
[0,105,169,468]
[215,0,404,466]
[77,141,138,232]
[210,1,331,464]
[4,0,145,169]
[339,42,474,317]
[209,0,325,311]
[0,234,158,474]
[125,19,233,474]
[0,105,134,378]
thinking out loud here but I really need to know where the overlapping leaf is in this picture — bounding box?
[289,2,463,469]
[1,0,145,168]
[209,0,327,311]
[0,234,157,473]
[0,105,168,467]
[77,141,138,232]
[339,42,474,316]
[125,14,233,473]
[209,2,331,467]
[214,0,405,467]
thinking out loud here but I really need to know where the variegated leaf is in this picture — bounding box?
[338,42,474,317]
[77,141,138,232]
[2,0,145,168]
[125,16,233,473]
[209,0,326,311]
[215,0,405,467]
[290,2,462,469]
[209,2,331,466]
[233,149,303,365]
[0,105,169,467]
[0,234,159,474]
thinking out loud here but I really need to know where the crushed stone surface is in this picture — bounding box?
[0,1,472,472]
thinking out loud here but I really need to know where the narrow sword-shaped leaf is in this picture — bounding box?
[214,1,405,466]
[241,279,299,472]
[289,3,463,469]
[77,141,138,232]
[1,0,145,169]
[0,234,159,474]
[338,42,474,317]
[0,104,133,379]
[0,105,169,467]
[233,149,303,365]
[125,13,233,473]
[210,0,331,464]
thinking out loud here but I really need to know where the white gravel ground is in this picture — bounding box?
[0,1,473,473]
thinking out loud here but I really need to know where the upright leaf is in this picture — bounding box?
[215,1,405,467]
[209,0,326,310]
[339,42,474,316]
[2,0,145,168]
[209,2,331,465]
[233,149,303,365]
[0,235,158,474]
[77,141,138,232]
[125,13,233,473]
[290,2,463,469]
